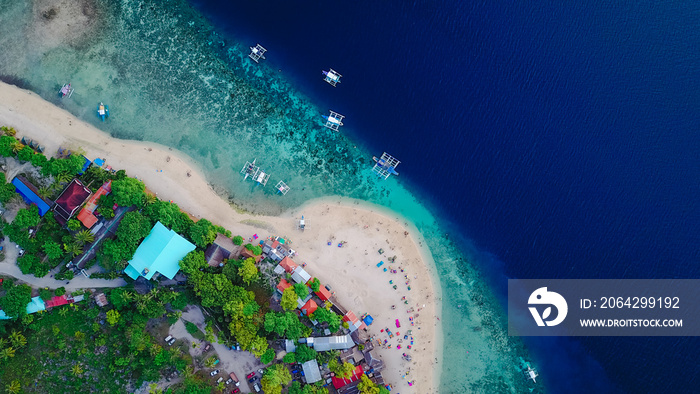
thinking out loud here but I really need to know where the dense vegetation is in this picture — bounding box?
[0,285,193,393]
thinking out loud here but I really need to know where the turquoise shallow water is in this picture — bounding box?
[0,0,541,391]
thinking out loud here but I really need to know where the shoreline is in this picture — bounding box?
[0,81,443,392]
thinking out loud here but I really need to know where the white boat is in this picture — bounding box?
[59,83,74,98]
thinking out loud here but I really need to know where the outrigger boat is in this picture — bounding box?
[59,83,74,98]
[241,159,257,180]
[97,102,109,121]
[322,69,342,86]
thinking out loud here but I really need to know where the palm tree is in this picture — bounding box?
[0,338,8,348]
[64,242,83,257]
[0,347,16,360]
[6,380,20,394]
[71,363,84,376]
[9,331,26,348]
[75,230,94,246]
[11,142,23,154]
[58,307,69,317]
[38,186,51,198]
[182,365,195,379]
[142,193,157,206]
[148,383,162,394]
[204,357,217,368]
[56,172,73,184]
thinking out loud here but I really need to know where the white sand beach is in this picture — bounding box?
[0,81,443,393]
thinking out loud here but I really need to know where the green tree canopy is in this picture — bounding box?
[42,240,64,260]
[13,205,40,229]
[111,177,146,207]
[295,344,318,364]
[261,348,276,364]
[294,283,309,299]
[0,172,17,204]
[261,364,292,394]
[311,308,341,333]
[17,145,34,162]
[309,277,321,293]
[143,200,193,234]
[283,352,296,364]
[0,283,31,319]
[238,257,259,285]
[106,309,121,326]
[232,235,244,245]
[189,219,217,248]
[280,287,298,311]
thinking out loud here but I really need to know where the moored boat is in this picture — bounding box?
[97,102,109,121]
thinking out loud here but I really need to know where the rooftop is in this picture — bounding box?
[302,359,322,384]
[11,176,51,216]
[301,299,318,316]
[279,256,298,273]
[54,179,92,224]
[124,221,196,280]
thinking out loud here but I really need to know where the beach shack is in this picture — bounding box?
[343,311,367,333]
[331,365,364,391]
[274,256,298,275]
[315,285,332,303]
[53,179,92,225]
[11,176,51,216]
[306,334,355,352]
[77,180,112,229]
[276,278,293,295]
[291,267,311,284]
[124,221,196,281]
[239,247,263,263]
[204,233,239,267]
[302,360,323,384]
[301,299,318,316]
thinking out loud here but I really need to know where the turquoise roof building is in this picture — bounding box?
[124,221,195,280]
[0,296,46,320]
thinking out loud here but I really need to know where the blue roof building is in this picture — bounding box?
[124,221,195,280]
[11,176,52,216]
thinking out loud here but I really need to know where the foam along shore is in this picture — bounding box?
[0,81,443,393]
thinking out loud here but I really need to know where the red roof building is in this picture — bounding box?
[44,295,69,308]
[279,256,298,273]
[343,311,367,332]
[331,365,364,389]
[54,179,92,225]
[276,278,293,293]
[301,299,318,316]
[77,209,99,229]
[315,285,332,302]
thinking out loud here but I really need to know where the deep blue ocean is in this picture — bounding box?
[187,1,700,392]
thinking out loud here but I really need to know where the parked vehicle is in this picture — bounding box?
[210,369,220,377]
[168,338,176,346]
[231,389,240,394]
[246,372,255,380]
[203,344,211,352]
[164,335,173,343]
[253,383,261,393]
[217,377,224,384]
[229,372,240,386]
